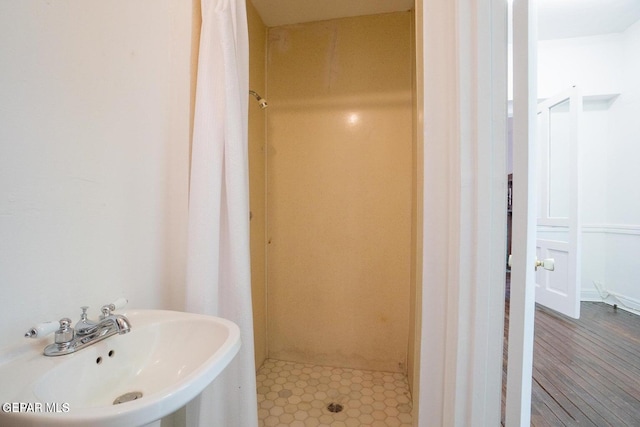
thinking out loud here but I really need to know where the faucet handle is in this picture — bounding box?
[109,297,128,311]
[54,318,74,344]
[80,306,90,320]
[100,298,128,319]
[100,305,112,319]
[24,320,59,338]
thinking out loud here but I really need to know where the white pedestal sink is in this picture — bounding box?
[0,310,240,427]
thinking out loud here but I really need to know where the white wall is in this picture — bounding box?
[579,107,610,301]
[537,34,624,99]
[0,1,192,351]
[599,19,640,312]
[508,33,624,101]
[607,19,640,224]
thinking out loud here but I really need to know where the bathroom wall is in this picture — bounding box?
[265,12,414,373]
[247,1,268,370]
[0,1,193,350]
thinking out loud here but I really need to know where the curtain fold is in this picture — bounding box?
[184,0,257,425]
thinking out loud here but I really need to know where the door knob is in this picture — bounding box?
[535,257,555,271]
[507,255,555,271]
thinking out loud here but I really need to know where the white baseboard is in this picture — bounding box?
[581,289,602,301]
[581,289,640,316]
[609,293,640,314]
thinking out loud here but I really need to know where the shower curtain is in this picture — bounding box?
[184,0,258,426]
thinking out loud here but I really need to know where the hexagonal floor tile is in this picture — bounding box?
[257,359,413,427]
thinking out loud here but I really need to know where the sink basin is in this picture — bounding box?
[0,310,241,427]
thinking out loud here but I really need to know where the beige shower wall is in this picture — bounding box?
[266,12,414,373]
[247,1,267,370]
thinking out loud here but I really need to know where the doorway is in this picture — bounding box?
[505,0,640,424]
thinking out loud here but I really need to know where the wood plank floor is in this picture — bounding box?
[502,280,640,426]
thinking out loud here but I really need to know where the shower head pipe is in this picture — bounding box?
[249,90,268,109]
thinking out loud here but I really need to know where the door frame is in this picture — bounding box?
[416,0,510,425]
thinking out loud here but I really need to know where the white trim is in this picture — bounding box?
[505,0,538,424]
[582,291,640,316]
[607,294,640,314]
[418,0,507,425]
[581,289,602,301]
[587,282,640,315]
[536,224,640,236]
[419,0,457,423]
[537,225,568,233]
[469,0,509,425]
[582,224,640,235]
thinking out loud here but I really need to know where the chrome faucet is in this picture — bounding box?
[25,302,131,357]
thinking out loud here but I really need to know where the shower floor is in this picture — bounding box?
[256,359,413,427]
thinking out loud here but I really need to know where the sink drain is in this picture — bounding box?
[113,391,143,405]
[327,402,343,413]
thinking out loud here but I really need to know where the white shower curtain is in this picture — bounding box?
[184,0,258,425]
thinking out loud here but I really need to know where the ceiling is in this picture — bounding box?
[249,0,413,27]
[250,0,640,40]
[537,0,640,40]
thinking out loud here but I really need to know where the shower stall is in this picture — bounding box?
[248,7,417,426]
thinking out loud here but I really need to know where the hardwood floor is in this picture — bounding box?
[502,280,640,426]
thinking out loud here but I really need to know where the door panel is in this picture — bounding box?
[536,240,571,305]
[548,99,571,218]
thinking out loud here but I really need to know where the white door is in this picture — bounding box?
[506,2,583,425]
[505,0,537,425]
[535,87,582,319]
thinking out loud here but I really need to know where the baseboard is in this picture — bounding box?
[581,289,602,302]
[582,289,640,316]
[608,293,640,315]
